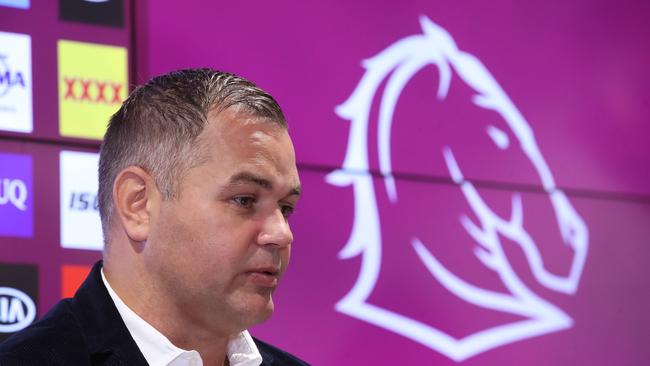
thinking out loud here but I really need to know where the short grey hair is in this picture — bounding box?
[98,68,287,243]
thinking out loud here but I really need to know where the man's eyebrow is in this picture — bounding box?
[228,171,302,197]
[229,172,272,190]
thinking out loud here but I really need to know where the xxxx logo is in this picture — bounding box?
[62,77,123,105]
[57,39,128,139]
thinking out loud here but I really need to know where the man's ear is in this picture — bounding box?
[112,166,159,242]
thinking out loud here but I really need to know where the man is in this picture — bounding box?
[0,69,308,366]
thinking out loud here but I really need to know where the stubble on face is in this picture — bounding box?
[141,107,299,338]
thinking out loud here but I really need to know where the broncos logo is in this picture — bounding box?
[327,16,589,361]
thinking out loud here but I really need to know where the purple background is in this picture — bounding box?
[136,0,650,364]
[137,0,650,198]
[1,0,650,365]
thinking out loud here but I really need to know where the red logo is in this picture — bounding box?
[63,77,123,105]
[61,264,92,298]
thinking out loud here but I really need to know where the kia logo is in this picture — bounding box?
[0,287,36,333]
[0,178,28,211]
[63,77,123,105]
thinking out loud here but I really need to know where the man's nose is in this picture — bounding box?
[257,209,293,248]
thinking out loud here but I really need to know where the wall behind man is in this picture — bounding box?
[1,0,649,365]
[134,1,650,365]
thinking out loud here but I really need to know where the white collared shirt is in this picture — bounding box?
[101,269,263,366]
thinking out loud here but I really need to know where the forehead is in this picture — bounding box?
[202,107,289,148]
[194,107,298,180]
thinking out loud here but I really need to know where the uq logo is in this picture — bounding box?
[0,287,36,333]
[328,17,589,361]
[0,178,28,211]
[0,152,33,237]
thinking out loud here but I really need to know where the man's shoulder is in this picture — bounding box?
[0,299,90,365]
[253,337,310,366]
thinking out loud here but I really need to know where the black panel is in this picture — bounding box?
[0,262,38,342]
[59,0,124,28]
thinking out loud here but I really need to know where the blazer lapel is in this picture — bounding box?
[69,261,149,366]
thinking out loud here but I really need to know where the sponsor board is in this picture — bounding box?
[0,152,33,238]
[61,264,91,298]
[0,31,33,133]
[0,263,37,341]
[59,0,124,28]
[0,0,29,9]
[60,150,103,250]
[57,40,127,140]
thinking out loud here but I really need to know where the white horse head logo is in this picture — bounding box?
[327,16,589,361]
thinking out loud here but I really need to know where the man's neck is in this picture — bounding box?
[103,259,235,365]
[163,328,230,366]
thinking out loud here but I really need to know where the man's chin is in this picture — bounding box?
[231,293,275,329]
[249,296,275,325]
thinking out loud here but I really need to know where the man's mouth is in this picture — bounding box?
[245,267,281,287]
[251,266,279,275]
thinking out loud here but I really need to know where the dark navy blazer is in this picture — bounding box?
[0,261,309,366]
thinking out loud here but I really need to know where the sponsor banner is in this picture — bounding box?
[57,40,127,140]
[0,31,33,133]
[0,0,29,9]
[59,150,103,250]
[59,0,124,28]
[0,152,33,238]
[0,263,37,341]
[61,264,91,298]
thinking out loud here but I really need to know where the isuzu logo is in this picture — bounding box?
[60,151,103,250]
[0,287,36,333]
[69,191,99,211]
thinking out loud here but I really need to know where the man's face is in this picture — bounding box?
[145,107,301,336]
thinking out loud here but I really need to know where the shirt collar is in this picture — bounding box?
[101,268,263,366]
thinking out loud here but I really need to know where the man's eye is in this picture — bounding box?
[233,196,256,208]
[280,204,295,218]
